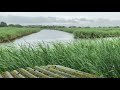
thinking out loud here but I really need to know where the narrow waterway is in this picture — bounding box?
[0,29,74,48]
[1,29,120,48]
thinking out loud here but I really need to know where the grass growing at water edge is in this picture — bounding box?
[0,27,41,43]
[54,27,120,38]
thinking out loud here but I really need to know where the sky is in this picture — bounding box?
[0,12,120,26]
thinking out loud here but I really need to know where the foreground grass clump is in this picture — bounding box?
[0,27,41,42]
[0,39,120,78]
[55,27,120,38]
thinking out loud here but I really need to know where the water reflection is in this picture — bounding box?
[0,29,74,48]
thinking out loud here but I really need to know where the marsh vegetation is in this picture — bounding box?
[0,26,120,78]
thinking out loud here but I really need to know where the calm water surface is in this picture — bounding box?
[0,29,74,48]
[0,29,120,48]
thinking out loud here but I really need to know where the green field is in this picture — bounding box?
[0,27,41,43]
[54,27,120,38]
[0,38,120,78]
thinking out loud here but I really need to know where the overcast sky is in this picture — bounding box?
[0,12,120,20]
[0,12,120,26]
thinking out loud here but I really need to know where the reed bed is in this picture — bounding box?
[55,27,120,38]
[0,38,120,78]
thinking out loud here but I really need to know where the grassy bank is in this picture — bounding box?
[0,27,41,43]
[54,27,120,38]
[0,39,120,78]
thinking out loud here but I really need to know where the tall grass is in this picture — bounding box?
[0,39,120,77]
[73,30,120,38]
[55,27,120,38]
[0,27,41,42]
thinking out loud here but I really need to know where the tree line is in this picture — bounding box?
[1,21,120,28]
[0,21,23,27]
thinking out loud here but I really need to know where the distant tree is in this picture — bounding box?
[14,24,23,27]
[0,21,7,27]
[108,26,112,28]
[61,26,66,28]
[98,26,102,28]
[8,24,14,27]
[69,26,76,28]
[114,26,120,28]
[85,26,90,28]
